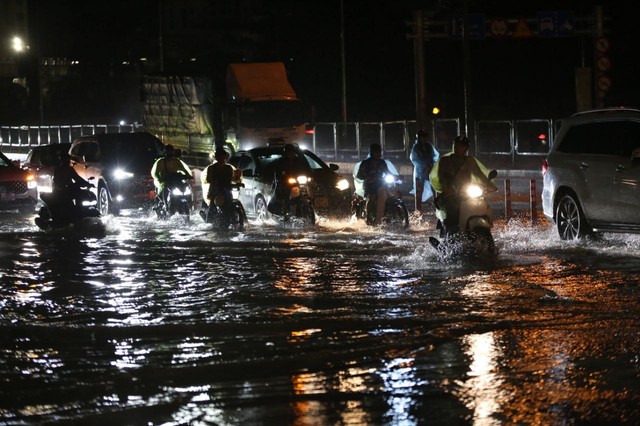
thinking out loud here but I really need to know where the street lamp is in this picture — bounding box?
[11,36,28,53]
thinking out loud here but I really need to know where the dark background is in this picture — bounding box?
[4,0,639,125]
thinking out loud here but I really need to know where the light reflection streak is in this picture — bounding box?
[379,356,419,425]
[110,338,149,369]
[459,332,505,425]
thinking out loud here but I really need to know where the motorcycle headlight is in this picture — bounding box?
[465,184,484,198]
[81,200,97,206]
[336,178,350,191]
[113,169,134,180]
[297,176,309,185]
[384,174,395,184]
[231,188,240,200]
[287,177,298,185]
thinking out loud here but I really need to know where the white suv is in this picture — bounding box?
[542,108,640,239]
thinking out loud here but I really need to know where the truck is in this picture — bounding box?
[224,62,307,149]
[140,62,307,161]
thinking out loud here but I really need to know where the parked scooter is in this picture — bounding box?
[199,183,247,231]
[155,173,193,220]
[429,170,498,256]
[268,174,316,225]
[35,177,105,236]
[352,174,409,229]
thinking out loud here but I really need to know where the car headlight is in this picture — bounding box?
[465,184,484,198]
[113,169,134,180]
[297,176,309,185]
[27,175,38,189]
[336,178,350,191]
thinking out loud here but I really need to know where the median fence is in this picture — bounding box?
[2,118,553,169]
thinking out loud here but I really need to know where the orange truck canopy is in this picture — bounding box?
[226,62,297,101]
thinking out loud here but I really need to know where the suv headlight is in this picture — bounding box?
[113,169,134,180]
[336,178,350,191]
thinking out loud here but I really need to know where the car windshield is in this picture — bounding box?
[237,100,306,128]
[0,152,12,168]
[30,145,70,166]
[99,139,163,162]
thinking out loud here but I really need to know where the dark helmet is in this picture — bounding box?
[453,135,470,146]
[214,148,229,160]
[284,143,296,153]
[417,129,428,139]
[369,143,382,154]
[164,144,175,155]
[59,150,71,163]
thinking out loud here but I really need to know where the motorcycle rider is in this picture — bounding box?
[355,143,394,226]
[410,129,439,215]
[151,144,192,208]
[46,151,93,223]
[200,148,241,221]
[267,143,312,215]
[429,135,496,235]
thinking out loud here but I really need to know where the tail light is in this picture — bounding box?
[541,159,548,177]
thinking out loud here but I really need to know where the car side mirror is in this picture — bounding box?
[329,163,339,171]
[488,170,498,180]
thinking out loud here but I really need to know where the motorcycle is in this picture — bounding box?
[352,174,409,229]
[35,177,105,236]
[199,183,247,231]
[429,170,498,257]
[268,174,316,225]
[155,173,193,220]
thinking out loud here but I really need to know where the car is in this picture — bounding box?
[542,107,640,239]
[0,150,38,213]
[228,144,351,219]
[69,132,165,215]
[23,143,72,194]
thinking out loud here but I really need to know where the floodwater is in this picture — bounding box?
[1,209,640,425]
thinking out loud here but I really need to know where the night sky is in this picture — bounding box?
[27,1,640,124]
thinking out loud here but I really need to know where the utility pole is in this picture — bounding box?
[412,10,427,131]
[340,0,347,123]
[461,0,472,142]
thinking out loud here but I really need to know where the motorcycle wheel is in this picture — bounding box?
[383,199,409,229]
[470,227,495,254]
[230,201,246,231]
[300,201,316,226]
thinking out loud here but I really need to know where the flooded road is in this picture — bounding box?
[1,210,640,425]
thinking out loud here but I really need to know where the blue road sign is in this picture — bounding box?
[537,11,575,37]
[448,14,485,39]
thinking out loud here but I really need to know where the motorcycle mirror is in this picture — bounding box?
[488,170,498,180]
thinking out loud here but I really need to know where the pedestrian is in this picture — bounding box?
[410,129,439,216]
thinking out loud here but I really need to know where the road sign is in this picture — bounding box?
[448,14,485,39]
[537,11,575,37]
[597,75,612,92]
[489,18,509,38]
[595,37,610,53]
[596,56,611,72]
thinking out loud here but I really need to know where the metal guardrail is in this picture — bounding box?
[309,118,554,167]
[1,119,554,167]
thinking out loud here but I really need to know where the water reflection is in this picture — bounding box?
[1,213,640,424]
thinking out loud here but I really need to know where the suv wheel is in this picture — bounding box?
[98,186,110,216]
[556,194,589,240]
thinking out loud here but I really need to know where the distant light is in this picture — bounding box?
[11,36,26,53]
[119,120,126,126]
[122,61,130,65]
[190,57,197,62]
[432,107,441,115]
[538,133,547,140]
[305,129,314,135]
[140,57,147,61]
